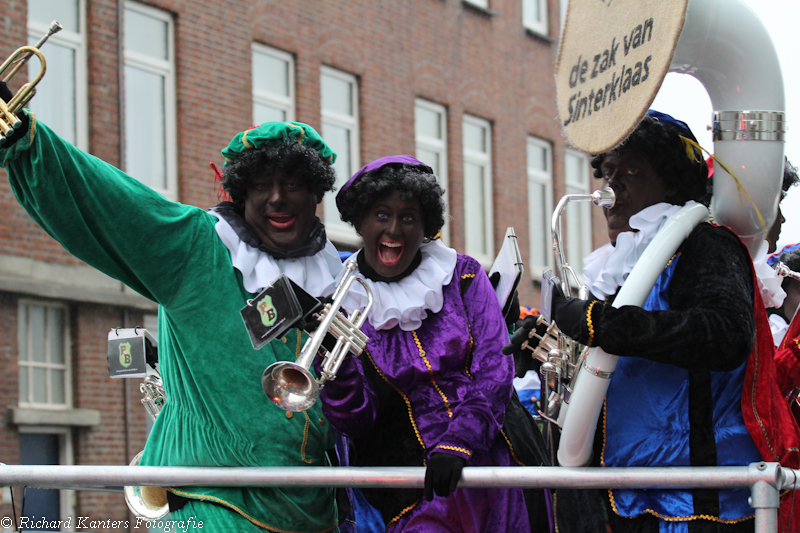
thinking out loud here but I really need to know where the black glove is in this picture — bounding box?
[0,80,12,103]
[424,452,466,501]
[551,283,593,345]
[503,314,546,356]
[0,80,30,147]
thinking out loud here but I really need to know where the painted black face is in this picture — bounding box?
[599,149,675,244]
[357,190,425,278]
[244,171,317,252]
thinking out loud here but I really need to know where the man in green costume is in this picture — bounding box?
[0,81,343,532]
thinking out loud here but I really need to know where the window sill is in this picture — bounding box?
[10,407,101,427]
[462,1,497,17]
[524,27,556,44]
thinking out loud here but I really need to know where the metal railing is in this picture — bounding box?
[1,462,798,533]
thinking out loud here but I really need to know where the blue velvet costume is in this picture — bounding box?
[589,223,760,533]
[603,253,761,528]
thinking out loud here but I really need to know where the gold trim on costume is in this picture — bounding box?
[464,324,475,380]
[241,129,252,149]
[500,429,525,466]
[412,331,453,418]
[285,122,306,144]
[435,445,471,456]
[387,502,418,529]
[301,412,314,464]
[586,301,597,347]
[365,348,427,450]
[166,488,338,533]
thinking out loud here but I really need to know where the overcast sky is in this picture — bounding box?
[649,0,800,253]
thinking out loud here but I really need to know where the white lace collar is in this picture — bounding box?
[752,240,786,309]
[209,211,341,296]
[583,202,705,300]
[339,239,458,331]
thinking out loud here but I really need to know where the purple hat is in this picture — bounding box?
[335,155,432,212]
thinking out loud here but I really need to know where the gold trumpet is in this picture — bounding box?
[0,20,62,143]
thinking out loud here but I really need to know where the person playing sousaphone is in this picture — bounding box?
[0,78,346,531]
[509,111,800,532]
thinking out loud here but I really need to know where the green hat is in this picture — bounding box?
[221,122,337,165]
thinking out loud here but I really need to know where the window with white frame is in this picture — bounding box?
[27,0,87,149]
[527,137,553,276]
[252,44,295,124]
[523,0,548,35]
[18,301,71,408]
[321,67,360,244]
[123,1,177,200]
[415,99,449,244]
[462,115,494,265]
[565,149,593,267]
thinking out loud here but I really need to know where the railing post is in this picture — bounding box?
[749,462,782,533]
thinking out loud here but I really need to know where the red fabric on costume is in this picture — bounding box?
[742,274,800,530]
[775,311,800,397]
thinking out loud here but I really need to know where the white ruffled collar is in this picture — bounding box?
[752,240,786,309]
[339,239,458,331]
[209,211,341,297]
[583,202,705,300]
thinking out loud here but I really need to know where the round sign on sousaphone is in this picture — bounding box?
[556,0,689,155]
[553,0,786,467]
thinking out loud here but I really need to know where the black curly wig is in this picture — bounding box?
[591,115,710,206]
[782,157,799,200]
[221,143,337,211]
[337,163,446,238]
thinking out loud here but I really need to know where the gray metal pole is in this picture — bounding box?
[748,463,782,533]
[0,462,794,530]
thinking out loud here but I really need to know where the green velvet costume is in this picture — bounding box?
[1,114,339,532]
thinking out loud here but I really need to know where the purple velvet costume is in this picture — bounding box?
[320,253,531,532]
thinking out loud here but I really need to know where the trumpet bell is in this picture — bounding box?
[262,361,320,412]
[123,450,169,520]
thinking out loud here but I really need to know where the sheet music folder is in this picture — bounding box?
[488,227,524,317]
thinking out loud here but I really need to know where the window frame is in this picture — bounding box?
[320,66,361,246]
[123,0,178,201]
[27,0,88,151]
[18,300,72,410]
[526,136,554,279]
[564,148,593,268]
[415,98,449,245]
[462,114,494,267]
[252,43,295,123]
[522,0,549,36]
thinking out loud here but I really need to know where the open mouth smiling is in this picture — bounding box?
[267,213,296,229]
[378,241,403,266]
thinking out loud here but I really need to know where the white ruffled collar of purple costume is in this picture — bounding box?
[209,211,341,297]
[583,202,705,300]
[340,239,458,331]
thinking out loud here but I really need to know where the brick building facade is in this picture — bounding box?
[0,0,606,530]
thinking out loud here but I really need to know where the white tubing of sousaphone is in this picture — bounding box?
[556,0,785,467]
[671,0,785,255]
[556,203,709,467]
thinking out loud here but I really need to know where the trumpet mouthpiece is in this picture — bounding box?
[49,21,64,35]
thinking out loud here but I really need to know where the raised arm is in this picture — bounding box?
[2,112,211,306]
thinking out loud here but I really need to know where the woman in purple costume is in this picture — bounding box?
[319,156,531,532]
